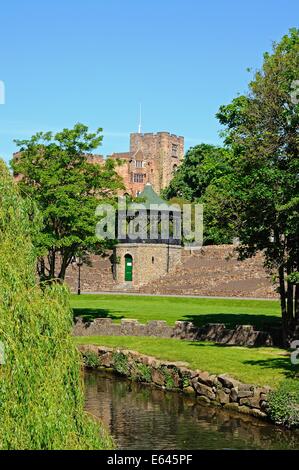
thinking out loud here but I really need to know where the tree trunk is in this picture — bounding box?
[278,265,290,347]
[287,279,294,323]
[37,257,46,283]
[48,249,56,280]
[295,284,299,323]
[58,251,73,281]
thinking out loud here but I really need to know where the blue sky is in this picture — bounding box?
[0,0,298,162]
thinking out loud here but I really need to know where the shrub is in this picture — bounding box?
[113,352,129,375]
[134,363,152,383]
[267,379,299,428]
[182,374,191,388]
[83,351,101,369]
[160,366,176,390]
[0,161,113,449]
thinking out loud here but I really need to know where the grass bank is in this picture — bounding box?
[74,336,295,388]
[71,294,281,330]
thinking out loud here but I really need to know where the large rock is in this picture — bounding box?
[223,402,240,412]
[250,409,268,420]
[238,383,254,392]
[216,389,230,405]
[217,374,240,389]
[197,371,216,387]
[239,387,267,408]
[237,389,254,399]
[151,368,166,387]
[192,381,216,400]
[197,396,211,405]
[98,346,114,355]
[79,344,99,355]
[230,387,238,402]
[140,355,159,368]
[100,352,114,368]
[183,386,196,396]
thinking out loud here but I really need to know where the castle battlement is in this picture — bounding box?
[130,131,184,139]
[12,130,184,197]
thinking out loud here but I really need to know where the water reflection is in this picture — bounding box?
[84,370,299,450]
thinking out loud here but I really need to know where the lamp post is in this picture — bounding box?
[72,256,83,295]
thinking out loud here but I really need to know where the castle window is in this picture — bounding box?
[172,144,178,155]
[152,256,155,264]
[135,160,144,168]
[132,173,145,183]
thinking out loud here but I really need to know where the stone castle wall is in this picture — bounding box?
[73,318,281,347]
[129,132,184,193]
[64,245,277,297]
[114,243,182,287]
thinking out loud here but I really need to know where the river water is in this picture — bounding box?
[84,370,299,450]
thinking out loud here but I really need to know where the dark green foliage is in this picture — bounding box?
[83,351,101,369]
[181,374,191,388]
[113,352,129,375]
[162,144,233,244]
[162,144,232,202]
[210,29,299,343]
[267,379,299,428]
[0,161,113,449]
[134,363,152,383]
[160,367,176,390]
[12,123,123,282]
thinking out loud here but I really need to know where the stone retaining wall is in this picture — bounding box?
[74,317,280,347]
[79,344,270,422]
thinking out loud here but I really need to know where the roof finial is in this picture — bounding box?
[138,103,142,134]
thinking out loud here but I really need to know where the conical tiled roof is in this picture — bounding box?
[129,183,180,212]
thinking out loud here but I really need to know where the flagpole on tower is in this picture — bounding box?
[138,103,142,134]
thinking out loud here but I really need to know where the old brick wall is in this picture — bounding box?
[64,244,277,298]
[73,317,279,346]
[141,245,278,298]
[65,253,117,293]
[114,243,182,287]
[129,132,184,194]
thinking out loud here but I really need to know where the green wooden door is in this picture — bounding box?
[125,254,133,282]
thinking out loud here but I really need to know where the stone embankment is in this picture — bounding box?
[79,344,270,422]
[74,317,281,347]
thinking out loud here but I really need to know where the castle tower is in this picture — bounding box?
[129,132,184,194]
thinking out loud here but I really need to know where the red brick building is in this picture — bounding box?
[106,131,184,196]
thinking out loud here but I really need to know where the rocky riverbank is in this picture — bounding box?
[79,344,271,422]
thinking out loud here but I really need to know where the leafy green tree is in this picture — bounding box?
[210,29,299,345]
[162,143,232,201]
[12,123,123,282]
[162,144,233,243]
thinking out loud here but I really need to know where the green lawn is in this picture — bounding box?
[71,294,281,330]
[75,335,295,388]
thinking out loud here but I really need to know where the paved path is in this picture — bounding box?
[72,291,277,301]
